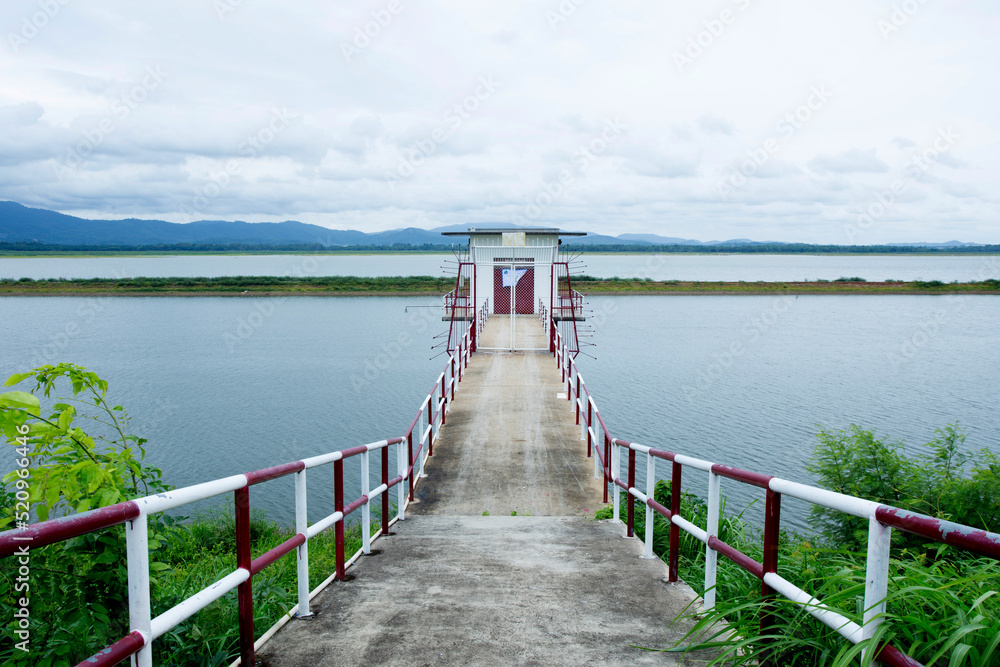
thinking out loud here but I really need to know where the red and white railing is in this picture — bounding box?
[0,328,474,667]
[551,324,1000,667]
[477,298,489,336]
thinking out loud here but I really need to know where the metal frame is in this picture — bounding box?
[477,260,547,352]
[551,326,1000,667]
[0,329,475,667]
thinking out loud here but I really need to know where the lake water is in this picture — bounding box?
[2,253,998,282]
[1,294,997,534]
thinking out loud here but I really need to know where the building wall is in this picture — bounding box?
[469,236,558,317]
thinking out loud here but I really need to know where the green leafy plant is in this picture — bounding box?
[807,424,1000,552]
[1,364,175,665]
[0,363,170,524]
[601,424,1000,665]
[0,364,393,665]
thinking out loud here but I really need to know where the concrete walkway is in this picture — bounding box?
[412,349,602,517]
[257,517,712,666]
[258,331,713,666]
[477,314,549,351]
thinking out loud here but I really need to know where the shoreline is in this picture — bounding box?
[2,249,1000,258]
[2,278,998,296]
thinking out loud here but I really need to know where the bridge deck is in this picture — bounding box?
[477,314,549,351]
[258,336,712,666]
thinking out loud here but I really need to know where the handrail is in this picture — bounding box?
[549,320,1000,667]
[0,328,475,667]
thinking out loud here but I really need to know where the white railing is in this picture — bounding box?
[0,328,475,666]
[551,323,1000,667]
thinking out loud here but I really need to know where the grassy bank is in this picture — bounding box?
[2,276,999,296]
[0,508,383,666]
[595,424,1000,665]
[572,277,1000,295]
[0,275,454,295]
[597,486,999,666]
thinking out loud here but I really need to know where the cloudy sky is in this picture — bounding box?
[1,1,998,243]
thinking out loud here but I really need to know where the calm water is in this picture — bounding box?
[1,295,997,533]
[2,253,998,282]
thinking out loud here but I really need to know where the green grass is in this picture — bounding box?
[571,277,1000,294]
[0,508,389,666]
[2,276,998,296]
[596,482,1000,665]
[0,275,454,295]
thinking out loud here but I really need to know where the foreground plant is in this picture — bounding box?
[0,363,388,666]
[604,424,1000,665]
[1,363,176,664]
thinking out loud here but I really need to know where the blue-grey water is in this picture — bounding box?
[1,294,997,534]
[2,253,998,282]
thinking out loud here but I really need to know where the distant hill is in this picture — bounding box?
[0,202,452,247]
[0,201,989,250]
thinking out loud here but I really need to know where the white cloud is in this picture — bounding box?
[0,0,997,242]
[809,149,890,174]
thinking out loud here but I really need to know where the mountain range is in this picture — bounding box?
[0,202,983,248]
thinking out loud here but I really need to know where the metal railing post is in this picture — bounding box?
[126,514,152,667]
[397,439,407,520]
[334,458,346,580]
[235,486,254,666]
[381,446,390,536]
[862,517,891,663]
[575,375,581,424]
[426,395,433,454]
[669,461,681,582]
[593,430,600,479]
[643,452,655,558]
[603,432,610,504]
[440,374,447,423]
[407,431,415,502]
[419,426,428,480]
[294,469,311,617]
[627,446,636,537]
[361,449,371,554]
[760,488,782,661]
[586,400,593,457]
[566,358,572,401]
[704,471,721,611]
[612,441,621,523]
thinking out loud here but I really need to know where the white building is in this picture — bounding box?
[441,227,586,320]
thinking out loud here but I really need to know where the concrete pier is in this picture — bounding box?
[258,319,712,666]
